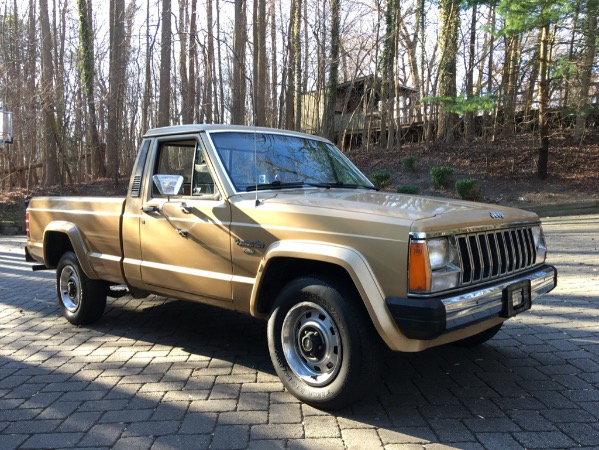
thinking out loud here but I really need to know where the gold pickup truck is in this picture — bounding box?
[26,125,557,408]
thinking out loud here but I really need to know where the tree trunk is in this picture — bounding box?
[205,0,214,122]
[39,0,60,186]
[141,0,152,131]
[158,0,171,126]
[502,34,521,137]
[231,0,247,125]
[537,23,550,180]
[575,5,597,137]
[292,0,302,131]
[253,0,267,125]
[179,0,190,124]
[77,0,104,178]
[464,3,477,141]
[106,0,125,181]
[189,0,197,123]
[285,0,297,129]
[436,0,460,143]
[269,0,278,127]
[323,0,340,141]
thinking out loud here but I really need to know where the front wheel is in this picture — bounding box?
[267,276,382,409]
[56,251,107,325]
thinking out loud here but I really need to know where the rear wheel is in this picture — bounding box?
[56,251,107,325]
[453,323,503,347]
[267,276,382,409]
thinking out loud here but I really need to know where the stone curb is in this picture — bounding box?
[518,200,599,218]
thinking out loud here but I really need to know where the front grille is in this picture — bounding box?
[457,227,537,285]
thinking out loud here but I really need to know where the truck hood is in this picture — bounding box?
[237,189,539,225]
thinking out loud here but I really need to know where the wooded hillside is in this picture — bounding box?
[0,0,597,190]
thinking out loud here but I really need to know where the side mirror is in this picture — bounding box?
[152,174,184,197]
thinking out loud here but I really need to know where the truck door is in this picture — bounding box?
[138,136,233,303]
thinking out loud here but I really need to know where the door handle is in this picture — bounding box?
[141,205,159,213]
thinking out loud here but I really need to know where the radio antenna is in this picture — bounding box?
[252,79,259,207]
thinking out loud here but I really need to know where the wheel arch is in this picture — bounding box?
[43,221,99,279]
[250,240,402,350]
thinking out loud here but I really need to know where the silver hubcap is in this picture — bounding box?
[59,265,81,313]
[281,302,342,387]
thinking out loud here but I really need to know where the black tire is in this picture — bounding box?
[267,276,382,409]
[452,323,503,347]
[56,251,107,325]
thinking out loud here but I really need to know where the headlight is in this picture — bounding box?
[427,238,458,270]
[531,226,547,264]
[409,237,461,294]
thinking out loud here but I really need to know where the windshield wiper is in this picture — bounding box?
[325,182,379,191]
[245,181,331,192]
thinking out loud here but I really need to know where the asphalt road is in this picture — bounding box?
[0,215,598,449]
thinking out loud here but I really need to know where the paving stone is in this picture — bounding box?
[341,428,383,449]
[150,401,188,421]
[100,408,153,423]
[0,434,28,450]
[178,412,217,434]
[304,416,340,438]
[121,421,181,437]
[58,411,104,432]
[4,419,61,434]
[247,439,287,450]
[269,402,302,423]
[380,426,438,445]
[211,424,250,449]
[251,423,304,440]
[151,434,210,450]
[78,423,127,447]
[112,436,154,450]
[513,430,576,448]
[476,433,524,449]
[463,417,521,433]
[288,438,346,449]
[21,432,84,449]
[219,410,268,425]
[429,419,475,442]
[557,422,599,446]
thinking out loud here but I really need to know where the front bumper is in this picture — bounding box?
[386,264,557,340]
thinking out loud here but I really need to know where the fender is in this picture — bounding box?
[43,221,99,280]
[250,240,417,351]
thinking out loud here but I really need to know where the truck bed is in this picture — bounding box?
[27,196,127,284]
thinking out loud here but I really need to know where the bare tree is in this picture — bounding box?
[158,0,171,126]
[231,0,247,125]
[575,1,598,137]
[323,0,340,141]
[253,0,267,125]
[39,0,60,186]
[106,0,126,181]
[437,0,460,143]
[77,0,104,178]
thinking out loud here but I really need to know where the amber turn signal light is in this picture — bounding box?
[409,241,431,292]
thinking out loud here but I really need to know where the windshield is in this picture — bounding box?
[209,132,373,192]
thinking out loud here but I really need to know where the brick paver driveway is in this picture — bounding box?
[0,215,598,449]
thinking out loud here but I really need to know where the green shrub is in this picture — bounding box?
[370,169,391,189]
[396,185,420,195]
[455,178,480,200]
[402,156,419,172]
[430,166,454,189]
